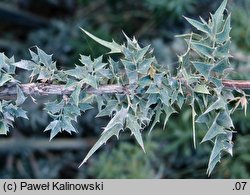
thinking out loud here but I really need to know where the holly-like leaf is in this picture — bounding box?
[149,105,162,134]
[194,84,210,94]
[0,121,9,135]
[138,58,154,75]
[212,0,228,32]
[65,65,86,79]
[15,107,28,119]
[37,47,53,67]
[192,61,212,80]
[61,117,77,134]
[160,90,169,105]
[15,86,26,106]
[103,107,128,133]
[214,41,231,59]
[81,28,122,54]
[80,107,128,166]
[207,130,233,176]
[184,16,211,35]
[216,110,234,129]
[211,59,229,74]
[191,42,214,59]
[126,114,145,151]
[134,45,151,62]
[13,60,37,70]
[209,77,223,88]
[45,100,64,115]
[96,100,119,117]
[71,85,81,106]
[201,114,226,143]
[163,105,176,130]
[0,74,12,87]
[84,74,97,88]
[204,97,226,114]
[44,120,61,141]
[146,84,159,94]
[216,14,231,44]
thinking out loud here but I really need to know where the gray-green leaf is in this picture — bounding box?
[81,28,122,54]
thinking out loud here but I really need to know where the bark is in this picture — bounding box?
[0,80,249,100]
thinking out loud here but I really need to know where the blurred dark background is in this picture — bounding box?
[0,0,250,179]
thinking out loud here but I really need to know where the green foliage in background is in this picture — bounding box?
[145,0,196,19]
[88,141,163,179]
[230,0,250,52]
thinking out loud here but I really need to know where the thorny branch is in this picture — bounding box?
[0,79,249,100]
[0,83,128,99]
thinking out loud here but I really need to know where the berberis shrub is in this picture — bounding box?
[0,0,248,175]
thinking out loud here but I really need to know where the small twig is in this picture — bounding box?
[222,79,250,89]
[0,80,249,100]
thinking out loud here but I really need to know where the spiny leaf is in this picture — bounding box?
[201,113,226,143]
[216,14,231,44]
[16,86,26,106]
[45,100,64,114]
[207,131,233,175]
[79,103,93,112]
[79,123,123,167]
[214,0,228,21]
[216,110,234,129]
[65,65,86,79]
[160,90,169,105]
[214,41,231,59]
[96,100,119,117]
[207,152,220,176]
[149,105,162,134]
[29,49,39,62]
[163,106,176,130]
[196,113,210,124]
[63,103,81,120]
[83,108,129,165]
[37,47,53,67]
[44,120,61,141]
[209,77,223,88]
[204,97,226,114]
[71,85,81,106]
[13,60,37,70]
[154,73,164,88]
[0,121,9,135]
[61,117,77,134]
[146,84,159,94]
[103,107,128,133]
[0,53,7,70]
[0,74,12,87]
[134,45,151,62]
[146,94,158,108]
[211,59,229,74]
[81,28,122,54]
[126,114,145,152]
[184,16,211,35]
[212,0,228,34]
[191,42,214,59]
[79,55,94,72]
[138,58,154,75]
[194,84,210,94]
[192,61,212,80]
[84,74,97,88]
